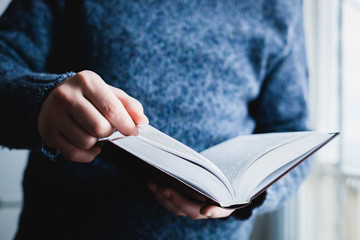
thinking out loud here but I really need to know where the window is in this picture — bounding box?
[290,1,360,240]
[251,1,360,239]
[341,0,360,174]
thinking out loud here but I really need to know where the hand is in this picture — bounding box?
[38,70,148,162]
[147,182,235,219]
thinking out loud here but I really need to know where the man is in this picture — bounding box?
[0,0,311,239]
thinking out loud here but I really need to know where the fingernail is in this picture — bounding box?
[205,211,212,217]
[144,116,149,124]
[201,207,212,217]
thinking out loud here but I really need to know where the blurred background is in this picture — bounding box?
[0,0,359,239]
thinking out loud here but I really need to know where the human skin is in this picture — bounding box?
[147,182,235,219]
[38,70,148,162]
[38,70,235,219]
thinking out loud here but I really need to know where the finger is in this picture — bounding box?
[68,93,115,138]
[147,182,207,220]
[154,186,186,216]
[200,205,235,218]
[167,188,208,219]
[108,86,149,125]
[55,132,101,162]
[77,71,137,135]
[147,183,186,216]
[60,116,99,150]
[46,74,115,138]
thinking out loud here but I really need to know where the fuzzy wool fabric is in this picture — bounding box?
[0,0,311,239]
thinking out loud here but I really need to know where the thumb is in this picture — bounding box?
[200,205,235,218]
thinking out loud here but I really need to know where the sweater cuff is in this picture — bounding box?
[34,72,76,159]
[39,143,60,161]
[34,72,76,109]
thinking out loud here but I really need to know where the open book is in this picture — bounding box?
[100,125,338,208]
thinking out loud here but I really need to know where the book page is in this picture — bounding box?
[137,125,209,163]
[102,125,211,164]
[110,135,236,205]
[248,152,308,197]
[235,132,333,201]
[200,132,311,188]
[136,125,233,192]
[101,125,233,193]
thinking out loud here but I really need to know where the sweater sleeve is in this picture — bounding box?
[254,16,312,217]
[0,0,75,150]
[233,1,312,219]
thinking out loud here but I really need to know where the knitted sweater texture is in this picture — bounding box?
[0,0,311,239]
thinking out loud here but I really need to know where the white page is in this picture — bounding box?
[137,125,208,163]
[101,125,233,193]
[235,132,333,201]
[101,125,211,165]
[110,136,235,205]
[136,125,233,191]
[248,152,309,198]
[200,132,312,188]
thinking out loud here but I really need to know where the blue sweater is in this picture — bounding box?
[0,0,311,239]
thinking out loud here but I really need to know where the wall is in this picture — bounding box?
[0,150,27,240]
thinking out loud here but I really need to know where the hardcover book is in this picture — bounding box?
[100,125,339,208]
